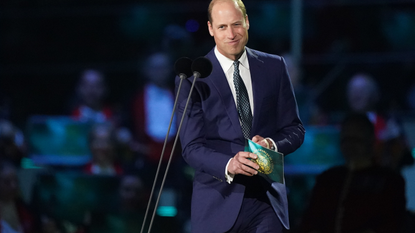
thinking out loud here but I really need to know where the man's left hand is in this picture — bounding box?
[252,135,271,149]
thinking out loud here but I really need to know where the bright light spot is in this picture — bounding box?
[156,206,177,217]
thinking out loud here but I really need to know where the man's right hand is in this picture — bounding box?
[227,152,259,176]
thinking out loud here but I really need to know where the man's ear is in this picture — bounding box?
[245,14,250,30]
[207,21,214,37]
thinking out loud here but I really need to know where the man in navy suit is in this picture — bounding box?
[176,0,305,232]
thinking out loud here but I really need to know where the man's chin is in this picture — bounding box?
[227,48,244,58]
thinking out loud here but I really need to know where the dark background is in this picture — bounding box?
[2,0,415,128]
[2,0,415,232]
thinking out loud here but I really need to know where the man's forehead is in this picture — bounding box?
[211,3,244,23]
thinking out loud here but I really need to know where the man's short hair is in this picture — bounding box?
[208,0,247,23]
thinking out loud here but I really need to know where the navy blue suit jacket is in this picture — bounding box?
[176,47,305,233]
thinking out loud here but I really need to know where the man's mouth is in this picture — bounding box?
[228,40,239,45]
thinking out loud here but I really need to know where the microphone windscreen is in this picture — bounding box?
[191,57,213,78]
[175,57,193,78]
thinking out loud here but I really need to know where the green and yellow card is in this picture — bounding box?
[245,139,284,184]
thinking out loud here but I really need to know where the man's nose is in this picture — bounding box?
[227,28,236,39]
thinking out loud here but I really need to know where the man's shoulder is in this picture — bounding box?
[246,47,283,61]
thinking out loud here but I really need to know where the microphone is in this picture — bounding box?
[140,57,193,233]
[175,57,193,80]
[192,56,213,79]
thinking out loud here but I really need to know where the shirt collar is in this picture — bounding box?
[214,46,249,72]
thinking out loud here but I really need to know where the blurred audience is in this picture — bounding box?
[299,113,407,233]
[126,51,189,231]
[129,51,179,172]
[0,161,39,233]
[39,215,65,233]
[69,69,120,125]
[89,174,147,233]
[0,120,26,167]
[68,68,139,173]
[346,73,380,115]
[83,123,123,176]
[346,73,413,170]
[117,174,147,213]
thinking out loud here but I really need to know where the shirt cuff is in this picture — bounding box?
[225,158,235,184]
[266,137,278,152]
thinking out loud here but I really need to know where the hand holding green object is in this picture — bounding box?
[245,139,285,184]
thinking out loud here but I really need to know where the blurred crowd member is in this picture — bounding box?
[89,174,148,233]
[299,113,406,233]
[0,161,39,233]
[70,69,137,170]
[84,123,123,176]
[129,51,179,169]
[70,69,115,124]
[39,215,65,233]
[346,73,412,170]
[117,174,147,213]
[346,73,381,122]
[0,120,26,167]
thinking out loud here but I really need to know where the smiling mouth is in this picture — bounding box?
[228,40,239,45]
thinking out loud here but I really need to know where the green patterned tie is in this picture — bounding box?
[233,61,252,139]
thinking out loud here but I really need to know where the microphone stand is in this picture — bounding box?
[145,73,201,233]
[139,73,186,233]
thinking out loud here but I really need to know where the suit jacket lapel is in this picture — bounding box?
[247,48,267,136]
[205,50,242,138]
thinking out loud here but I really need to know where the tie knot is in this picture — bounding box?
[233,60,239,69]
[233,61,240,76]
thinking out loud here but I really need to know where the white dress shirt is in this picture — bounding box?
[214,47,254,115]
[213,47,277,184]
